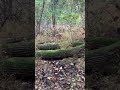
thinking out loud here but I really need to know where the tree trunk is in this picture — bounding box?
[0,0,13,31]
[39,0,45,34]
[51,0,57,36]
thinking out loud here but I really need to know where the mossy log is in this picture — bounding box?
[86,41,120,58]
[36,44,85,60]
[86,37,119,50]
[6,37,24,43]
[4,34,34,44]
[71,41,83,47]
[0,57,35,81]
[36,43,60,50]
[2,40,35,57]
[86,41,120,73]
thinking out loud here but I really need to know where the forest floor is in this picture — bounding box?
[0,73,33,90]
[35,55,85,90]
[35,27,85,90]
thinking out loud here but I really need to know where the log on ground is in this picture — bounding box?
[36,44,85,60]
[86,41,120,74]
[36,43,60,50]
[86,37,119,50]
[71,41,84,47]
[0,57,35,81]
[2,40,35,57]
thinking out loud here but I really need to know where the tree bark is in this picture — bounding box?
[51,0,57,36]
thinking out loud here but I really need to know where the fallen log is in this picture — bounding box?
[0,57,35,81]
[36,44,85,60]
[86,41,120,58]
[5,37,24,43]
[71,41,83,47]
[86,37,119,50]
[86,41,120,74]
[36,43,60,50]
[2,40,35,57]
